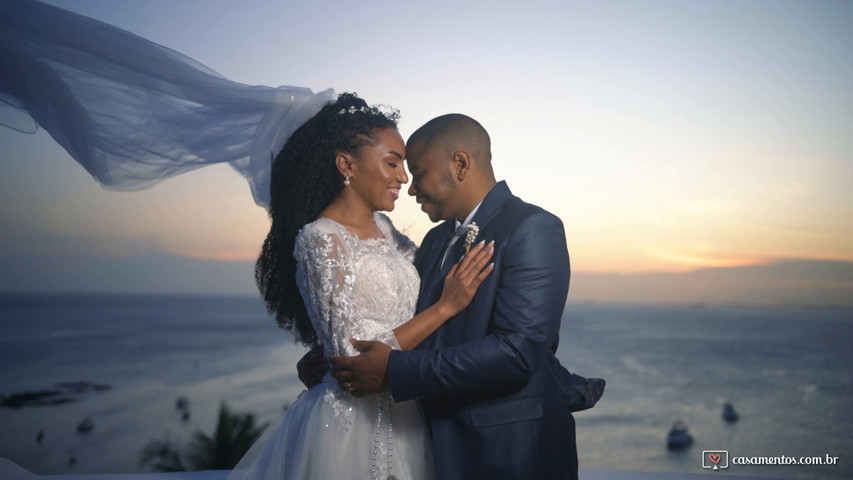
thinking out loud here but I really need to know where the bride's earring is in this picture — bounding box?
[343,175,351,186]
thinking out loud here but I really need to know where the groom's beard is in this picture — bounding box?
[418,176,458,223]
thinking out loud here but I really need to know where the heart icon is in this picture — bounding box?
[709,454,721,464]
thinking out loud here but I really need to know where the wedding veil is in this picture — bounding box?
[0,0,335,209]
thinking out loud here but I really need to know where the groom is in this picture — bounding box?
[329,114,578,479]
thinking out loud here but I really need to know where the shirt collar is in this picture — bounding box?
[455,200,484,231]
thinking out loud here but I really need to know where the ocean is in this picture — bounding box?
[0,294,850,479]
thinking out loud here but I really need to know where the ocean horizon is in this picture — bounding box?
[0,293,850,479]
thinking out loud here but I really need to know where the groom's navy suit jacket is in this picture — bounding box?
[388,181,578,480]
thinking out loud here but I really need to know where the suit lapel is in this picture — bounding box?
[416,220,456,311]
[416,181,512,313]
[468,181,511,236]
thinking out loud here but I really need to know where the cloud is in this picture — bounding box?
[0,251,257,296]
[3,247,851,308]
[570,259,853,306]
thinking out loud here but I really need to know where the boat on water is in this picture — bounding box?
[666,420,693,450]
[722,402,739,422]
[76,417,94,433]
[175,396,190,410]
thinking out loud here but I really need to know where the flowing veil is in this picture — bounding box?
[0,0,335,208]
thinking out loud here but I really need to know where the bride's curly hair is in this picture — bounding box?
[255,93,400,346]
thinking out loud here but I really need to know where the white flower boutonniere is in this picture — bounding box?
[463,222,479,254]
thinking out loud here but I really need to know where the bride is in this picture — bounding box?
[1,5,492,477]
[234,93,494,480]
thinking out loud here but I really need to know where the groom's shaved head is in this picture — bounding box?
[406,113,498,222]
[407,114,492,168]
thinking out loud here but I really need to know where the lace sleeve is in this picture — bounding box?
[295,225,358,356]
[294,221,402,356]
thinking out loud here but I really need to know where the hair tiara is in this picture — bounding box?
[335,104,400,120]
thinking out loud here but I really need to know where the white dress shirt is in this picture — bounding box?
[440,200,483,268]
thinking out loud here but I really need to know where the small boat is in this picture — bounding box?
[722,402,739,422]
[175,396,190,410]
[666,421,693,450]
[76,417,94,433]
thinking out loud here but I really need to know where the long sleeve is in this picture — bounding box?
[294,222,401,356]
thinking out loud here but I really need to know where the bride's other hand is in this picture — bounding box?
[439,240,495,316]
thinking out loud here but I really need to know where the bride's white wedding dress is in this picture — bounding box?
[228,212,435,480]
[1,4,433,477]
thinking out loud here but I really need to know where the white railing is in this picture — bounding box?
[2,458,782,480]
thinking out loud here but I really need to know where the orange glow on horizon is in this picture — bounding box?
[646,249,769,271]
[171,249,259,262]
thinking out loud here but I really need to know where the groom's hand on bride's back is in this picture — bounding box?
[329,339,391,398]
[297,344,328,389]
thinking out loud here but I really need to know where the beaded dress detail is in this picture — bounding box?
[228,213,434,480]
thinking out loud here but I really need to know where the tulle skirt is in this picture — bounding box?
[228,377,435,480]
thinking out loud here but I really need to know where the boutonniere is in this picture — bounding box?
[463,222,479,254]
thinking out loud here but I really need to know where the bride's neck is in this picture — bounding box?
[321,195,376,231]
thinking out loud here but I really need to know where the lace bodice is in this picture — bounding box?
[295,212,419,356]
[228,213,432,480]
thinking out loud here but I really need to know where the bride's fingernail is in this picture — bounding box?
[478,240,485,246]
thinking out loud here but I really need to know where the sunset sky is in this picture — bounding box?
[2,0,852,301]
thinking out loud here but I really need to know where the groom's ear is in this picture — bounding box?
[453,149,471,181]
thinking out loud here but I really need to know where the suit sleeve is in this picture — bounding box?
[388,211,571,400]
